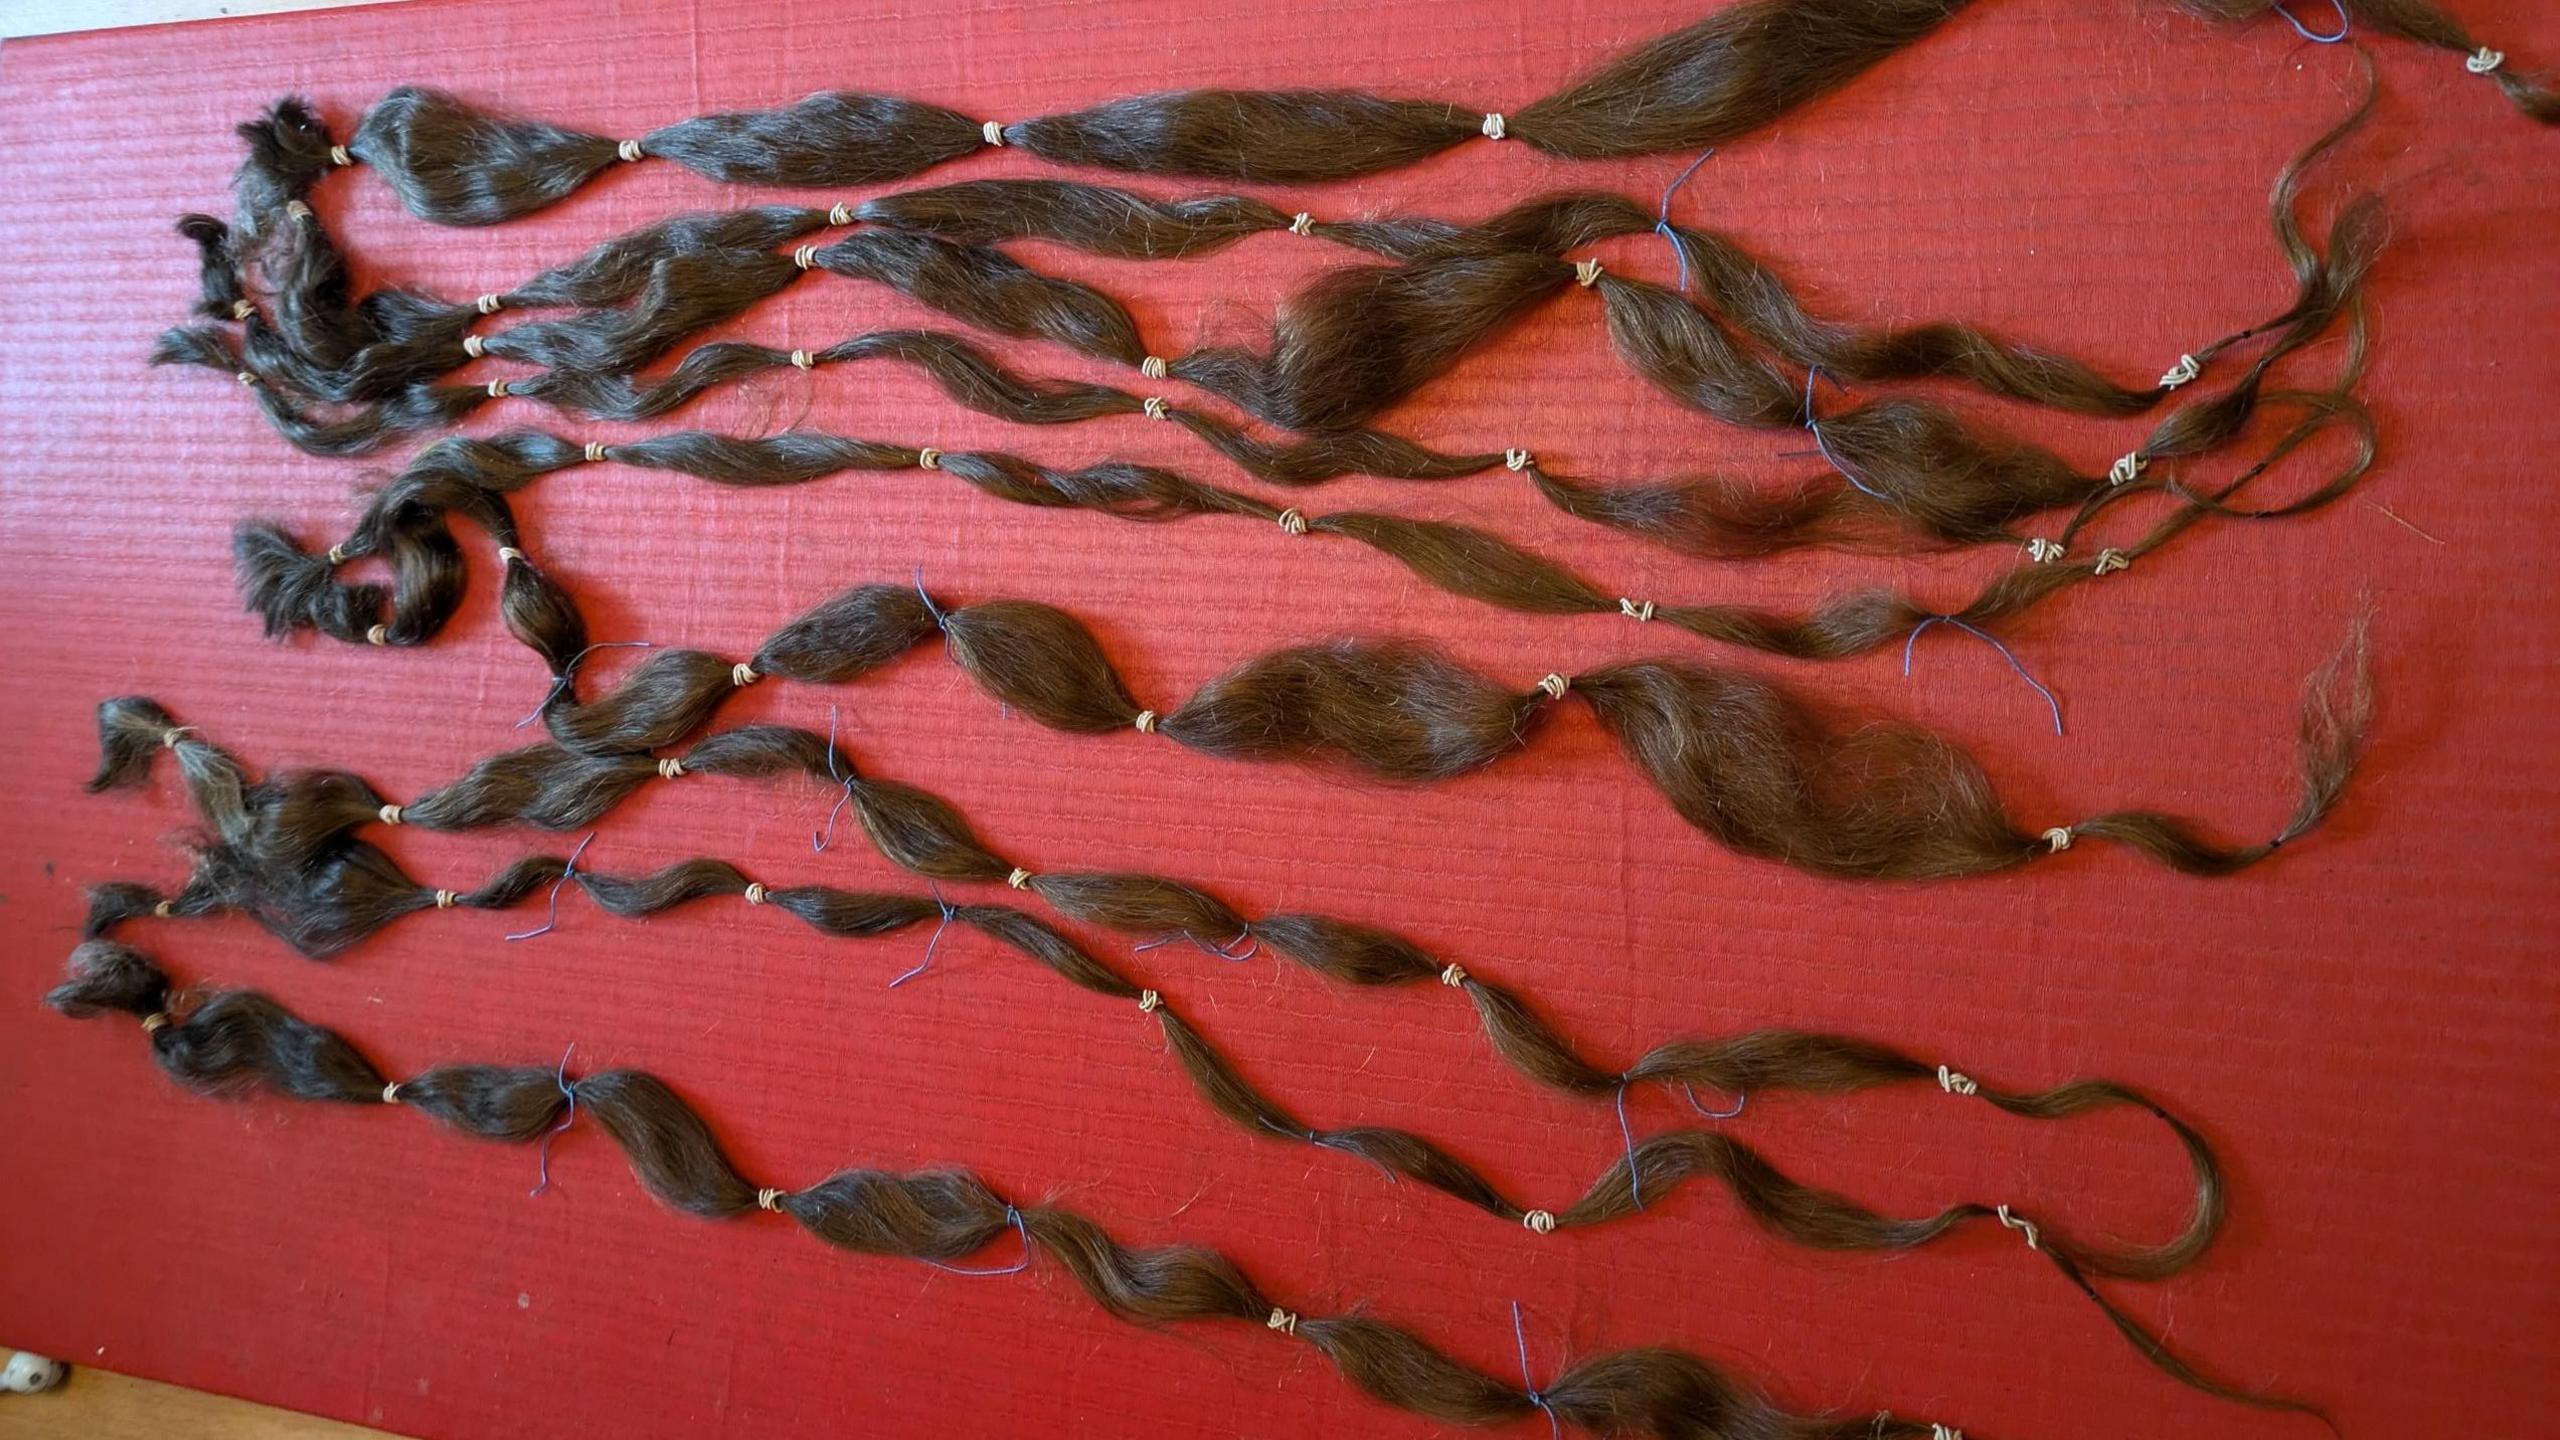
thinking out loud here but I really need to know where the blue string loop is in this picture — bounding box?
[812,704,860,853]
[1614,1081,1646,1211]
[1800,366,1890,502]
[912,566,949,630]
[1653,148,1716,291]
[2271,0,2350,42]
[1510,1301,1563,1440]
[927,1204,1031,1276]
[1679,1080,1748,1121]
[890,883,956,988]
[531,1042,579,1197]
[1132,925,1260,963]
[515,640,655,729]
[1901,616,2065,736]
[505,831,596,942]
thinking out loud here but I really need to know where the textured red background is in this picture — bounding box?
[1,2,2554,1437]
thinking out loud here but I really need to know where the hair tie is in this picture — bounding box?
[2042,826,2074,853]
[916,446,942,470]
[2158,353,2200,389]
[793,244,819,270]
[657,757,687,779]
[235,370,258,388]
[744,882,768,906]
[496,546,525,566]
[1439,963,1467,988]
[1266,1307,1299,1336]
[328,143,352,166]
[365,624,389,646]
[230,298,254,321]
[757,1187,785,1211]
[1994,1204,2041,1250]
[583,441,608,463]
[1141,396,1169,421]
[1276,507,1308,535]
[469,293,504,317]
[1140,355,1168,379]
[1536,672,1569,700]
[616,139,645,162]
[1574,259,1604,287]
[1521,1209,1556,1234]
[1932,1427,1966,1440]
[1619,597,1655,623]
[486,379,511,399]
[1288,212,1315,236]
[433,889,458,909]
[140,1012,171,1034]
[1137,989,1162,1014]
[1132,709,1159,734]
[2108,452,2146,486]
[382,1082,402,1104]
[1480,112,1507,140]
[1006,867,1033,890]
[323,543,349,566]
[159,726,195,749]
[981,120,1007,146]
[2466,46,2505,74]
[1503,449,1532,471]
[790,349,815,370]
[2092,548,2131,577]
[379,803,404,825]
[731,662,760,687]
[462,334,487,359]
[152,900,175,919]
[829,201,855,225]
[284,199,312,222]
[1936,1065,1978,1096]
[2024,537,2065,564]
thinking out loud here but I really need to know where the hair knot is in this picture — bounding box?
[1006,867,1033,890]
[1137,989,1162,1014]
[160,726,194,749]
[382,1082,402,1104]
[231,298,255,321]
[2466,46,2505,74]
[1994,1204,2040,1250]
[1618,597,1655,623]
[792,244,819,270]
[981,119,1007,146]
[657,757,687,780]
[235,370,258,388]
[378,803,405,825]
[2091,549,2131,577]
[1536,672,1570,701]
[1140,355,1168,380]
[2042,826,2074,853]
[153,900,175,919]
[140,1012,171,1034]
[1266,1308,1299,1336]
[916,446,942,470]
[1574,258,1604,287]
[1480,112,1507,140]
[1276,507,1308,535]
[616,138,645,162]
[2024,537,2065,564]
[1504,448,1532,471]
[1522,1209,1556,1234]
[829,202,854,226]
[462,334,487,358]
[328,143,352,166]
[432,889,457,909]
[486,379,511,399]
[790,349,815,370]
[757,1187,785,1211]
[2107,451,2146,486]
[1141,396,1169,421]
[1439,963,1468,988]
[496,546,526,567]
[584,441,608,463]
[731,662,760,687]
[1936,1064,1978,1096]
[365,624,389,646]
[744,882,768,906]
[1288,211,1315,236]
[2158,353,2199,389]
[284,199,313,223]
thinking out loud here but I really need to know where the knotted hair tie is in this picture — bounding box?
[1140,355,1168,379]
[382,1082,403,1104]
[1006,868,1033,890]
[1141,396,1169,421]
[1521,1209,1557,1234]
[584,441,608,463]
[2466,46,2505,73]
[1932,1427,1966,1440]
[1574,259,1604,287]
[1936,1065,1978,1096]
[1265,1307,1299,1336]
[235,371,258,388]
[1536,673,1570,700]
[2108,452,2147,486]
[378,803,405,825]
[326,543,349,565]
[793,244,819,270]
[486,379,511,398]
[365,624,389,646]
[1439,963,1468,988]
[616,139,645,162]
[1480,112,1507,140]
[731,662,760,687]
[433,889,458,909]
[476,293,505,315]
[140,1013,171,1034]
[1619,597,1655,623]
[790,349,815,370]
[284,199,312,222]
[829,201,855,225]
[2159,353,2200,389]
[153,900,175,919]
[462,334,487,358]
[981,120,1007,146]
[328,143,352,166]
[1504,449,1532,471]
[2024,537,2066,564]
[1995,1204,2041,1250]
[916,446,942,469]
[159,726,195,749]
[2092,549,2131,577]
[1288,212,1315,236]
[1133,709,1159,734]
[744,882,768,905]
[496,546,526,566]
[1137,989,1162,1014]
[230,298,254,321]
[2042,826,2075,852]
[657,757,686,780]
[1276,507,1308,535]
[757,1187,786,1211]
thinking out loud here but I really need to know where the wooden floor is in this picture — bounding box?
[0,1367,399,1439]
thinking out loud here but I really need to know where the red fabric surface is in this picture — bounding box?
[0,2,2554,1437]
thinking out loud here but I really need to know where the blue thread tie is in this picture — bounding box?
[1615,1081,1646,1211]
[811,704,860,853]
[890,884,955,988]
[1132,924,1260,963]
[532,1042,579,1197]
[505,831,596,942]
[912,566,949,630]
[1653,148,1716,292]
[1800,366,1890,502]
[515,640,655,729]
[927,1204,1031,1276]
[2271,0,2349,42]
[1901,616,2065,736]
[1511,1300,1562,1440]
[1678,1080,1748,1121]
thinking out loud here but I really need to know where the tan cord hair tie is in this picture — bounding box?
[497,546,525,566]
[1133,709,1158,734]
[2158,353,2199,389]
[1504,449,1532,471]
[433,890,458,909]
[1536,673,1569,700]
[584,442,608,463]
[982,120,1007,146]
[160,726,195,748]
[829,201,854,225]
[153,900,175,919]
[326,543,349,565]
[732,662,760,687]
[744,882,768,905]
[1932,1427,1966,1440]
[1480,112,1507,140]
[328,143,352,166]
[2092,549,2131,576]
[1137,989,1162,1014]
[657,757,686,779]
[1007,868,1033,890]
[2043,826,2075,853]
[1140,355,1168,380]
[1936,1065,1978,1096]
[1522,1209,1556,1234]
[462,335,487,358]
[2108,452,2146,486]
[1276,507,1308,535]
[285,199,312,222]
[758,1188,785,1211]
[231,299,254,321]
[141,1013,171,1034]
[1619,597,1655,623]
[235,371,258,387]
[1141,396,1169,421]
[1288,212,1314,236]
[790,349,815,370]
[1266,1308,1299,1336]
[1995,1205,2040,1250]
[2024,537,2065,564]
[916,447,942,470]
[382,1082,402,1104]
[1439,963,1467,988]
[486,379,511,398]
[378,804,404,825]
[617,139,645,162]
[1574,258,1604,287]
[793,244,819,270]
[476,293,505,315]
[2467,46,2505,73]
[365,624,389,646]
